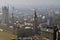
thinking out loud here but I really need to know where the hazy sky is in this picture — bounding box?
[0,0,60,8]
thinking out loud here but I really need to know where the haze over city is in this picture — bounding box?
[0,0,60,8]
[0,0,60,15]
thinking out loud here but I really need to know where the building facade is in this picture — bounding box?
[2,6,9,25]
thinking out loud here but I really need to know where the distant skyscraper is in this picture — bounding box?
[47,19,50,25]
[33,9,38,34]
[2,6,9,25]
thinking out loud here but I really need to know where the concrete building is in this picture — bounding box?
[2,6,9,25]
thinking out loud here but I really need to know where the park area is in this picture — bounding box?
[0,31,16,40]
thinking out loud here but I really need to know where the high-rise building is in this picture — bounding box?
[33,9,38,34]
[2,6,9,25]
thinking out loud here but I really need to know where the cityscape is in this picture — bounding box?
[0,0,60,40]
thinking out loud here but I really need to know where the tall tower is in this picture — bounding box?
[2,6,9,25]
[1,0,9,25]
[33,9,38,34]
[11,12,14,25]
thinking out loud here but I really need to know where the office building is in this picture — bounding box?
[2,6,9,25]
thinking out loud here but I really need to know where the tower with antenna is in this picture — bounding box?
[1,0,9,25]
[33,9,38,34]
[11,7,15,25]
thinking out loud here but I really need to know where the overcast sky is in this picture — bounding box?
[0,0,60,8]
